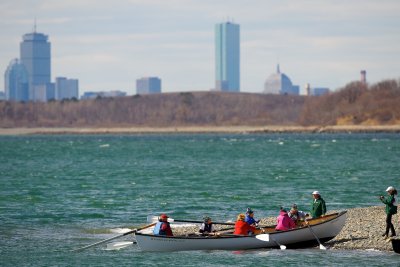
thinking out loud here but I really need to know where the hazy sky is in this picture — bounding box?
[1,0,399,95]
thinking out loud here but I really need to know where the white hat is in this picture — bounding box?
[312,191,320,195]
[386,186,395,192]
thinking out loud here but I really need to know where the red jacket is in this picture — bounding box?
[234,220,256,235]
[160,222,173,236]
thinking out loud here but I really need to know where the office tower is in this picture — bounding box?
[20,29,51,100]
[55,77,79,100]
[311,87,330,96]
[136,77,162,94]
[33,83,55,102]
[4,59,29,101]
[215,22,240,92]
[263,64,299,95]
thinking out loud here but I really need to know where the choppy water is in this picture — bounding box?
[0,133,399,266]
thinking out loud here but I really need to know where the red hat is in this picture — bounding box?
[160,214,169,219]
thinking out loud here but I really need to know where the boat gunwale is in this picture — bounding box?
[135,210,347,240]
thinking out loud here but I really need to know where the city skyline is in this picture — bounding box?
[1,0,400,95]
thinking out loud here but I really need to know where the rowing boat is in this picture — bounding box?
[134,211,347,252]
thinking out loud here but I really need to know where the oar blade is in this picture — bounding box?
[105,241,134,250]
[280,245,287,250]
[72,223,155,252]
[319,244,327,250]
[147,215,174,223]
[255,234,270,242]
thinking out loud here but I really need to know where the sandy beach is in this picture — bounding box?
[1,125,400,135]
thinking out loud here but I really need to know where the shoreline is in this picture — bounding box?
[1,125,400,135]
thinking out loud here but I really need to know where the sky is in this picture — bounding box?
[1,0,400,95]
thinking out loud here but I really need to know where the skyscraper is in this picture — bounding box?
[136,77,161,94]
[20,29,51,100]
[215,22,240,92]
[263,64,299,95]
[4,59,29,101]
[55,77,79,100]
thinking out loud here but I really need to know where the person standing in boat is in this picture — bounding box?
[288,204,308,225]
[199,216,217,236]
[234,214,256,235]
[153,214,173,236]
[311,191,326,218]
[245,208,260,227]
[379,186,397,238]
[275,207,296,231]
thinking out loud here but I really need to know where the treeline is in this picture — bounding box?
[0,79,399,127]
[299,79,400,126]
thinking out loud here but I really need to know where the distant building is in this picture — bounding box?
[263,65,299,95]
[55,77,79,100]
[311,87,330,96]
[32,83,55,102]
[305,83,330,96]
[136,77,161,94]
[4,58,29,101]
[360,70,367,84]
[215,21,240,92]
[81,90,127,100]
[20,29,51,101]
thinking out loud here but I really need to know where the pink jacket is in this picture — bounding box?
[275,210,296,231]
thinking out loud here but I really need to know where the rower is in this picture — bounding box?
[199,216,218,236]
[153,214,173,236]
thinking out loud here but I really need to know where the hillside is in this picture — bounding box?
[0,79,399,128]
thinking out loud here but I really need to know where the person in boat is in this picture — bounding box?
[288,204,308,225]
[379,186,397,238]
[234,213,256,235]
[153,213,173,236]
[311,191,326,218]
[275,207,296,231]
[199,216,218,236]
[245,207,260,227]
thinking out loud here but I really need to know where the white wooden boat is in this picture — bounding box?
[134,211,347,252]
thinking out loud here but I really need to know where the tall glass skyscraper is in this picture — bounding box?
[215,22,240,92]
[20,30,51,100]
[4,59,29,101]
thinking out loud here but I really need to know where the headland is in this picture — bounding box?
[1,125,400,135]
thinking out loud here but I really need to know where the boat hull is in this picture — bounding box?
[392,238,400,254]
[135,211,347,252]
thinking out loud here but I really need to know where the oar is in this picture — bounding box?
[216,226,235,232]
[105,241,136,250]
[256,234,286,250]
[72,223,156,252]
[147,215,235,225]
[306,222,327,250]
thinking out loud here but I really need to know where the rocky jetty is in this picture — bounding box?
[172,206,399,252]
[326,206,399,251]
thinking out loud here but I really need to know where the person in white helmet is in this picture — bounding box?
[379,186,398,238]
[310,191,326,218]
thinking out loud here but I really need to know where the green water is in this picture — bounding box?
[0,133,399,266]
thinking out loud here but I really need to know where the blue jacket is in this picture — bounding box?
[245,215,257,225]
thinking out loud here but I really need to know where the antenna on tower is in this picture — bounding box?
[33,17,37,33]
